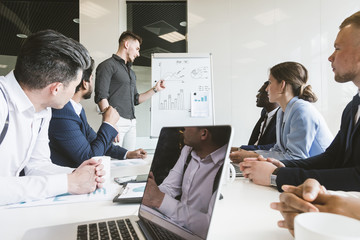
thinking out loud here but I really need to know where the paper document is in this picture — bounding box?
[191,91,210,117]
[110,159,148,168]
[1,182,120,209]
[117,182,146,199]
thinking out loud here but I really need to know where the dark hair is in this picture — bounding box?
[260,81,270,91]
[75,58,95,93]
[340,11,360,29]
[118,31,142,45]
[203,126,231,147]
[14,29,91,90]
[270,61,317,103]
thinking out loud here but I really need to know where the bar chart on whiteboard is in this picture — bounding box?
[151,53,214,137]
[158,89,185,110]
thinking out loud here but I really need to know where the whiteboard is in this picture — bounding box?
[150,53,214,137]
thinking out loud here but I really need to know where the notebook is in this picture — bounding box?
[23,125,233,240]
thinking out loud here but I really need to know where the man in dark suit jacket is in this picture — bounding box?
[239,11,360,192]
[233,81,279,152]
[49,59,147,168]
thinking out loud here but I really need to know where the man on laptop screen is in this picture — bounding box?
[23,126,232,240]
[142,126,231,239]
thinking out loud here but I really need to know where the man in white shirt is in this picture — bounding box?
[0,30,104,206]
[142,127,231,238]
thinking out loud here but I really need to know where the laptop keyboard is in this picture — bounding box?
[142,218,184,240]
[77,218,139,240]
[231,162,243,177]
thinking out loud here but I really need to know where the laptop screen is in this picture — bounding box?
[139,126,232,239]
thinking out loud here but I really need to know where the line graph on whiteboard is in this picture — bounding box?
[155,61,211,111]
[157,61,210,82]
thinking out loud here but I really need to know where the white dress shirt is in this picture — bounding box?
[70,98,83,116]
[158,144,227,238]
[355,92,360,124]
[255,107,279,145]
[0,71,73,206]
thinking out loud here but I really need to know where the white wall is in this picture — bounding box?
[79,0,125,132]
[188,0,359,146]
[80,0,360,148]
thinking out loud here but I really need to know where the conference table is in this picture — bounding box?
[0,156,292,240]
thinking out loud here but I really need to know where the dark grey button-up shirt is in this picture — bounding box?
[94,54,139,119]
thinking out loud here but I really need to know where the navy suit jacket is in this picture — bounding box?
[276,94,360,191]
[240,108,277,151]
[49,102,127,168]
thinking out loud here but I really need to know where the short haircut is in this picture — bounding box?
[340,11,360,29]
[14,29,91,90]
[118,31,142,45]
[75,58,95,93]
[203,126,231,147]
[260,81,269,91]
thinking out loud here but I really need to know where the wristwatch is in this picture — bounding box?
[152,87,157,93]
[270,167,280,187]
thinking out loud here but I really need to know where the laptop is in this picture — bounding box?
[231,162,243,177]
[23,125,233,240]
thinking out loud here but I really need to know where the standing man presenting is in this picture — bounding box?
[95,31,165,150]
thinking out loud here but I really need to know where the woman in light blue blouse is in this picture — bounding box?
[230,61,333,162]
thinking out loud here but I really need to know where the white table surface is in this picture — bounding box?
[0,159,293,240]
[208,178,292,240]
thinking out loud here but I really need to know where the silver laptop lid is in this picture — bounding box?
[139,126,233,239]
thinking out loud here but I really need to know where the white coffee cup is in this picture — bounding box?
[295,212,360,240]
[92,156,111,185]
[226,162,236,183]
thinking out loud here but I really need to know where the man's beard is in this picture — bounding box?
[334,71,356,83]
[127,53,135,63]
[83,88,92,100]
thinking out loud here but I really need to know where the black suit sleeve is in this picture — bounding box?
[240,143,274,151]
[276,166,360,191]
